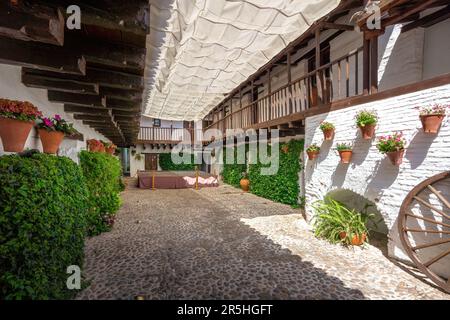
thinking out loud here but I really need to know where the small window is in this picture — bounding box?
[153,118,161,127]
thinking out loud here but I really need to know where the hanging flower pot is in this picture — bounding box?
[355,110,378,140]
[36,115,73,154]
[319,121,335,141]
[0,99,42,152]
[420,115,444,133]
[0,118,34,152]
[38,129,64,154]
[386,149,405,166]
[418,104,448,133]
[376,132,406,166]
[336,143,352,164]
[306,144,320,160]
[240,172,250,192]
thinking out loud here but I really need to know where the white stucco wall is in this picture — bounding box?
[304,83,450,278]
[129,143,175,177]
[0,64,107,163]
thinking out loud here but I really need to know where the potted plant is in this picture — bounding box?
[355,109,378,139]
[313,197,373,246]
[418,104,447,133]
[36,115,74,154]
[376,132,406,166]
[306,144,320,160]
[319,121,335,140]
[336,143,353,164]
[0,99,42,152]
[240,172,250,192]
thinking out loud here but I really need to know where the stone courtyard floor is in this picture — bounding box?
[77,183,449,300]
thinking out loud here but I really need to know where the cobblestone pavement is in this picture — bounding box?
[77,184,449,300]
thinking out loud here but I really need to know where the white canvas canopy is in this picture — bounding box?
[144,0,341,120]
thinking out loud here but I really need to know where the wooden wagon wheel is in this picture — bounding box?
[399,171,450,293]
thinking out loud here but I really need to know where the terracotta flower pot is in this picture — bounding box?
[420,114,444,133]
[0,118,33,152]
[106,146,116,155]
[307,150,319,160]
[386,149,405,166]
[38,129,64,154]
[351,233,367,246]
[338,150,353,164]
[359,124,376,139]
[323,128,335,141]
[240,178,250,192]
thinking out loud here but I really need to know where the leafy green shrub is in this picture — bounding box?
[313,197,374,245]
[0,153,89,299]
[159,153,196,171]
[248,139,304,206]
[222,147,247,188]
[79,151,122,235]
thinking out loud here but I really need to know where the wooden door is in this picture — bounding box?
[145,154,158,171]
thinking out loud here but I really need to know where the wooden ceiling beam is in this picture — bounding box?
[0,2,64,46]
[22,71,99,94]
[74,114,111,121]
[0,36,86,75]
[64,104,110,115]
[99,87,142,102]
[48,91,106,107]
[402,5,450,33]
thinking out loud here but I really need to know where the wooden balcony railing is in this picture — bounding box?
[138,127,191,142]
[205,48,363,134]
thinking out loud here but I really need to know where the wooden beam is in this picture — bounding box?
[0,36,86,75]
[382,0,442,27]
[99,87,142,102]
[22,71,99,94]
[74,114,112,121]
[64,104,110,115]
[48,91,106,107]
[0,2,64,46]
[322,22,355,31]
[402,5,450,33]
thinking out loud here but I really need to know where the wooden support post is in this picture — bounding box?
[370,36,378,94]
[152,170,155,191]
[315,28,324,105]
[268,68,272,120]
[362,33,371,95]
[195,166,199,190]
[287,51,293,114]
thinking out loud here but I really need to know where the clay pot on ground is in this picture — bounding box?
[386,149,405,166]
[240,177,250,192]
[338,150,353,164]
[38,129,64,154]
[351,233,367,246]
[420,115,444,133]
[358,124,376,139]
[323,128,335,141]
[0,118,33,152]
[307,150,320,160]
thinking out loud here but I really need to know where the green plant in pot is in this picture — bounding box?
[306,144,320,160]
[36,115,74,154]
[313,197,373,246]
[336,142,353,164]
[355,109,378,139]
[0,99,42,152]
[319,121,335,140]
[376,132,406,166]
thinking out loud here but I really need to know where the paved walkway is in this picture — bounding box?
[77,184,449,300]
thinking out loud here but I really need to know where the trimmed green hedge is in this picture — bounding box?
[222,147,247,188]
[0,154,89,300]
[249,139,304,206]
[79,151,122,236]
[159,152,196,171]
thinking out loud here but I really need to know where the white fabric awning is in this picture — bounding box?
[144,0,341,121]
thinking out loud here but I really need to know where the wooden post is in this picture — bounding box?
[239,88,242,128]
[287,51,293,114]
[370,36,378,94]
[268,68,272,120]
[315,28,323,105]
[152,170,155,191]
[195,166,199,190]
[363,33,371,95]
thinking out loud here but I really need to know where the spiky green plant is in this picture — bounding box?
[312,197,374,245]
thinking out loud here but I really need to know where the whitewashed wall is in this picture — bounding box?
[0,64,107,163]
[304,83,450,278]
[129,144,176,177]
